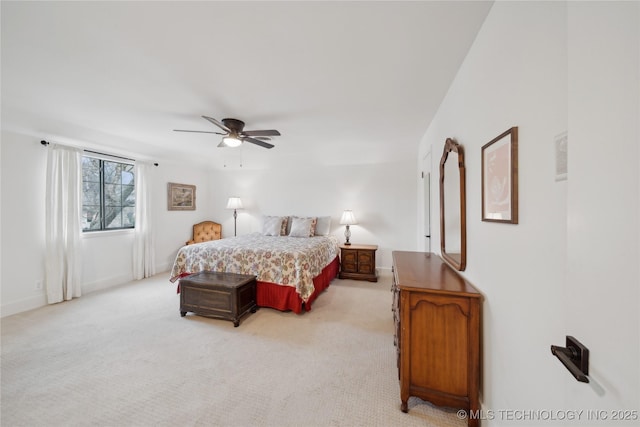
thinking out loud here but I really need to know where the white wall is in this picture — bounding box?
[1,133,48,314]
[151,159,217,272]
[420,1,639,424]
[207,160,417,270]
[1,130,417,316]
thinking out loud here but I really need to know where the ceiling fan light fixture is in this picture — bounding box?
[222,135,242,147]
[177,116,278,149]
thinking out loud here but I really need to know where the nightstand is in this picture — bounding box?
[338,244,378,282]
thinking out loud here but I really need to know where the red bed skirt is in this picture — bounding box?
[256,255,339,314]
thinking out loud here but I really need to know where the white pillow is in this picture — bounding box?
[314,216,331,236]
[288,216,318,236]
[288,217,314,237]
[263,216,284,236]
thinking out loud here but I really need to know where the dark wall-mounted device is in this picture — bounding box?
[551,335,589,383]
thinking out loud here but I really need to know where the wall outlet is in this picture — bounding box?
[35,280,43,291]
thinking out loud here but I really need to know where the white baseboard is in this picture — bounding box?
[377,266,393,278]
[155,261,172,275]
[1,294,48,318]
[82,273,134,294]
[2,273,134,318]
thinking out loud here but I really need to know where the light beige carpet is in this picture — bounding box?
[1,273,465,427]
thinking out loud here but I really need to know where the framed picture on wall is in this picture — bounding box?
[167,182,196,211]
[481,127,518,224]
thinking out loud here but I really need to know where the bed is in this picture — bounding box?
[169,232,340,314]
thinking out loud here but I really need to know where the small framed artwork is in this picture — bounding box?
[482,127,518,223]
[167,182,196,211]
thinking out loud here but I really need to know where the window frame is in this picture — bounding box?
[81,154,136,233]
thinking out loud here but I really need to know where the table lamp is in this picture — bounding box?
[340,210,357,245]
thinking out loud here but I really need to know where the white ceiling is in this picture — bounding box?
[1,1,492,170]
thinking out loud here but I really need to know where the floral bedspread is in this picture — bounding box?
[169,233,340,302]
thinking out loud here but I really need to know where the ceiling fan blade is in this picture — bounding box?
[242,129,281,137]
[202,115,230,132]
[174,129,225,135]
[243,136,274,149]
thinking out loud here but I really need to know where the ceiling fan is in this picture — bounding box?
[174,116,281,149]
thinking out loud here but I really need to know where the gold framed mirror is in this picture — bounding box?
[439,138,467,271]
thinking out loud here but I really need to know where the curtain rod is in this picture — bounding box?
[41,140,158,166]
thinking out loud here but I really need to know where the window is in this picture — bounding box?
[82,156,135,231]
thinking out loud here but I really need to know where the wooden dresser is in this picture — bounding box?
[392,251,482,426]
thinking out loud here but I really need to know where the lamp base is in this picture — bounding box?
[233,209,238,237]
[344,225,352,246]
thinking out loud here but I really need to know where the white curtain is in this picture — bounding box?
[45,144,83,304]
[133,162,156,279]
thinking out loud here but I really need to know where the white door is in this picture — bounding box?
[563,2,639,416]
[422,150,432,252]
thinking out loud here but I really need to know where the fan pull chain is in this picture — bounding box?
[222,147,243,168]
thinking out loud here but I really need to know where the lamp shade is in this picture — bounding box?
[340,210,357,225]
[226,197,243,210]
